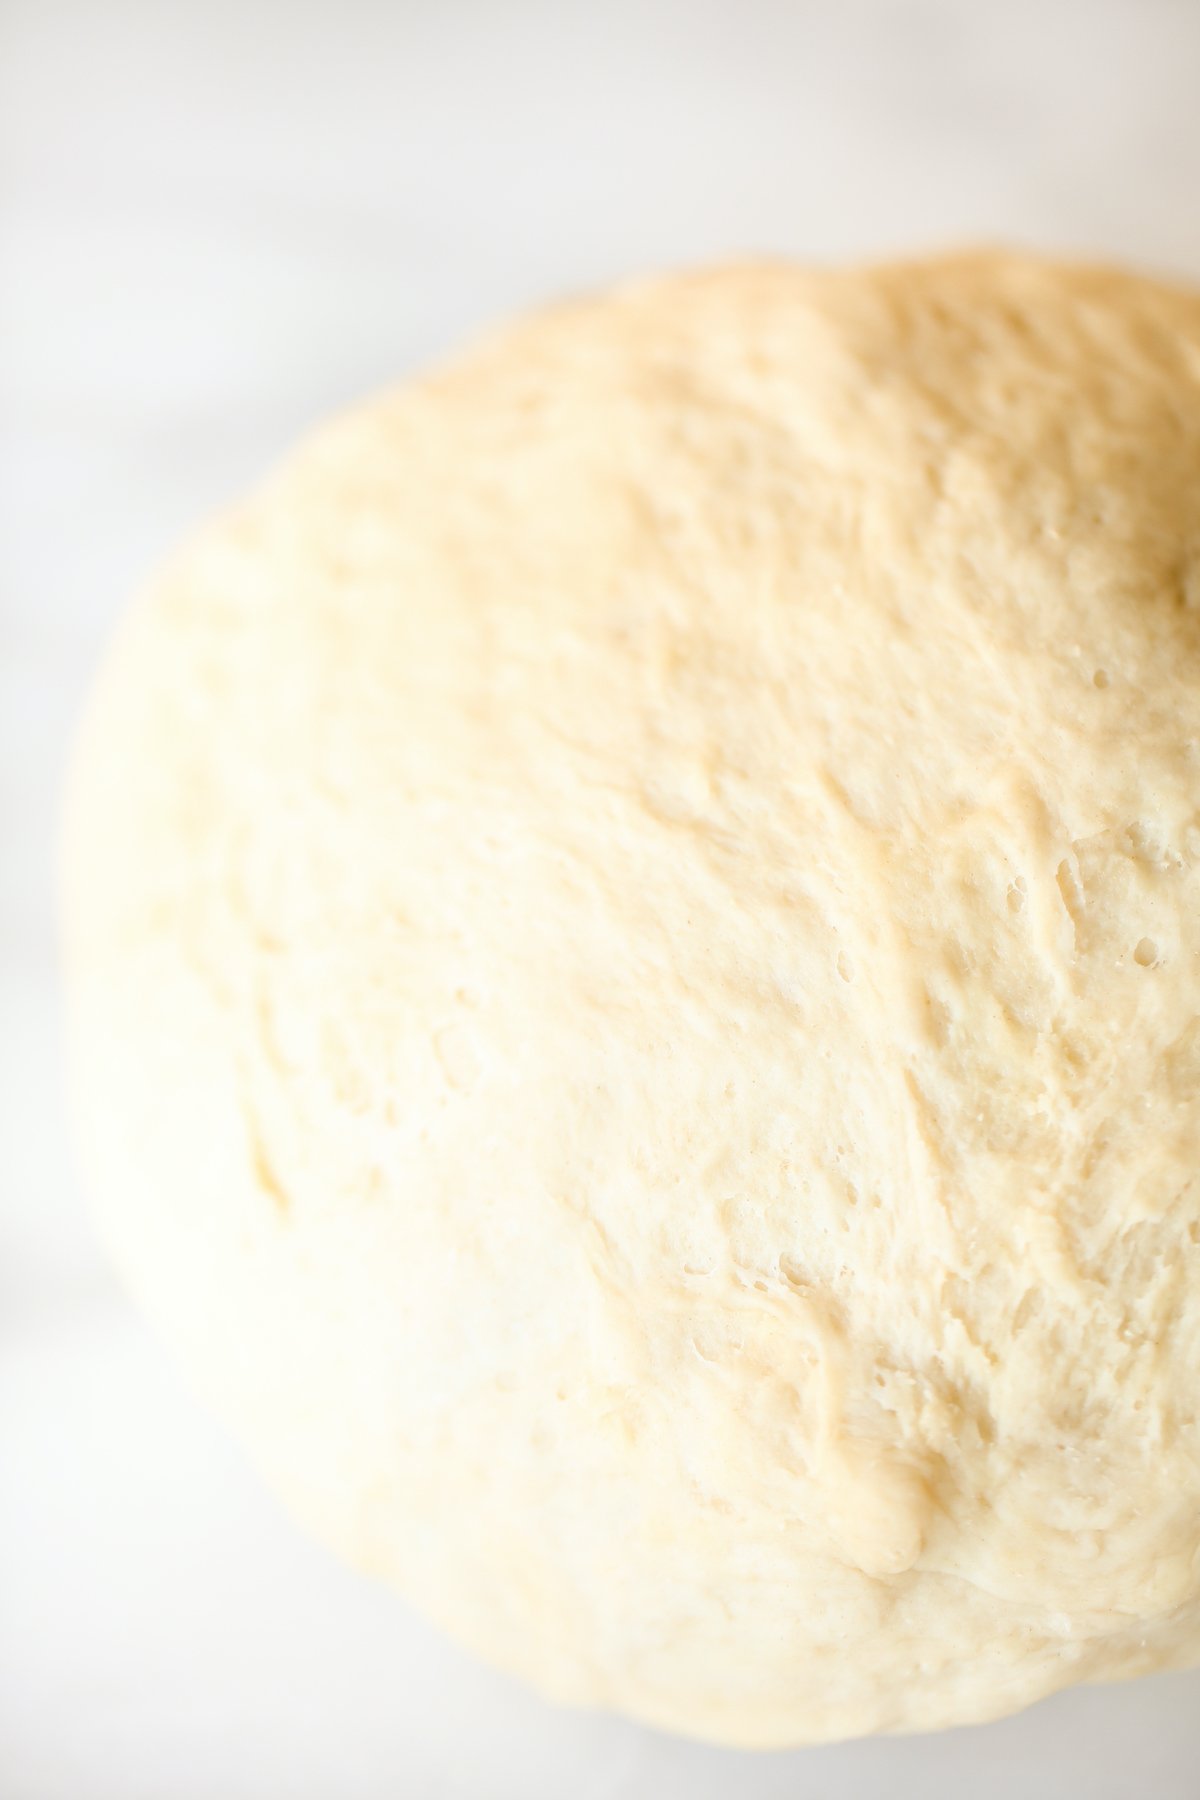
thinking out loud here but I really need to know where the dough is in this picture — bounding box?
[63,253,1200,1746]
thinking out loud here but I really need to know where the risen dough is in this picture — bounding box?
[64,254,1200,1745]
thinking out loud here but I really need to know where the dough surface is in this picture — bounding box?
[64,253,1200,1746]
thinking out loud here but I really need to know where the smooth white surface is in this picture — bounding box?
[3,2,1200,1794]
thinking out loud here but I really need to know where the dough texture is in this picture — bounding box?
[64,254,1200,1745]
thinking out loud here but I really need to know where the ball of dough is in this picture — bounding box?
[64,254,1200,1746]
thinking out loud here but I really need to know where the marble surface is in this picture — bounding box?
[4,2,1200,1794]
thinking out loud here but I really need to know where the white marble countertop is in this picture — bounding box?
[4,2,1200,1794]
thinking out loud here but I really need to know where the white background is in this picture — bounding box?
[4,2,1200,1794]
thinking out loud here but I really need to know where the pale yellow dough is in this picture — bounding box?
[64,254,1200,1746]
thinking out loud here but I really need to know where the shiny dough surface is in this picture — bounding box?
[64,254,1200,1745]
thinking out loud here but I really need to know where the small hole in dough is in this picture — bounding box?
[1133,937,1158,967]
[1007,878,1026,913]
[1093,669,1110,689]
